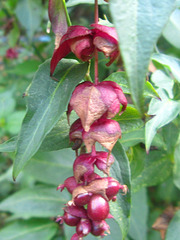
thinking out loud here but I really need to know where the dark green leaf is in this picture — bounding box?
[152,53,180,82]
[13,59,88,179]
[145,89,180,152]
[0,185,70,218]
[128,188,148,240]
[110,141,131,239]
[0,219,57,240]
[15,0,42,40]
[121,128,144,148]
[130,145,145,180]
[24,149,74,186]
[109,0,176,114]
[132,150,173,192]
[166,210,180,240]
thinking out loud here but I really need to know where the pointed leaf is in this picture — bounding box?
[0,186,69,218]
[166,210,180,240]
[0,219,57,240]
[152,53,180,82]
[145,90,180,151]
[109,0,176,114]
[110,141,131,239]
[13,59,88,179]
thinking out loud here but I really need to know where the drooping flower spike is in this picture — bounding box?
[50,24,120,76]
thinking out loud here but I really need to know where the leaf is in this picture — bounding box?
[145,89,180,152]
[110,141,131,239]
[121,128,144,148]
[0,137,17,153]
[0,185,70,218]
[5,111,26,135]
[104,72,160,99]
[152,53,180,82]
[0,219,57,240]
[151,70,174,99]
[114,106,144,134]
[109,0,176,114]
[13,59,88,179]
[24,149,74,186]
[166,210,180,240]
[128,188,148,240]
[173,143,180,189]
[15,0,42,40]
[0,90,15,119]
[66,0,107,7]
[163,9,180,49]
[132,150,173,192]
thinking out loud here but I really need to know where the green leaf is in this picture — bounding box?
[152,53,180,82]
[15,0,42,40]
[5,111,26,135]
[151,70,174,98]
[13,59,88,179]
[173,143,180,189]
[0,219,57,240]
[121,128,144,148]
[145,89,180,152]
[0,185,70,218]
[163,9,180,49]
[7,21,20,47]
[110,141,131,239]
[114,106,144,134]
[166,210,180,240]
[0,90,15,119]
[128,188,148,240]
[104,72,160,99]
[109,0,176,114]
[24,149,74,186]
[130,145,145,180]
[132,150,173,192]
[0,137,17,153]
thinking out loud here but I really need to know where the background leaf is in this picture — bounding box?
[0,185,70,218]
[0,219,57,240]
[166,210,180,240]
[110,141,131,239]
[173,142,180,189]
[13,59,88,179]
[109,0,176,114]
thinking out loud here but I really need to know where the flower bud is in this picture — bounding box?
[57,176,82,194]
[91,220,110,236]
[76,218,92,237]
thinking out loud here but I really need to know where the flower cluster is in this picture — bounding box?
[51,11,128,238]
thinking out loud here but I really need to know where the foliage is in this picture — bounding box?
[0,0,180,239]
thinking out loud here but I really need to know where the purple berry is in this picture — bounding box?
[76,218,92,237]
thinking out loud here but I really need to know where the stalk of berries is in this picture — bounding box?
[49,0,128,239]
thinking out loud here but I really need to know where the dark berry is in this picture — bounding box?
[106,177,121,200]
[74,192,92,206]
[76,218,92,237]
[87,194,109,221]
[91,220,110,236]
[63,212,80,226]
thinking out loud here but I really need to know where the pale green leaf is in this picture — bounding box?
[166,210,180,240]
[109,0,176,114]
[173,143,180,189]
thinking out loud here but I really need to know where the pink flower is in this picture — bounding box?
[68,81,127,132]
[6,48,18,59]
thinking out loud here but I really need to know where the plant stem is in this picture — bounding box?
[94,0,99,85]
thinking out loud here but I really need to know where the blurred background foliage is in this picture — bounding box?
[0,0,180,240]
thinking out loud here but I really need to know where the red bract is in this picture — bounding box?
[82,118,121,152]
[68,81,127,132]
[95,151,114,175]
[50,25,94,75]
[57,176,82,194]
[73,153,96,183]
[91,23,119,66]
[76,218,92,237]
